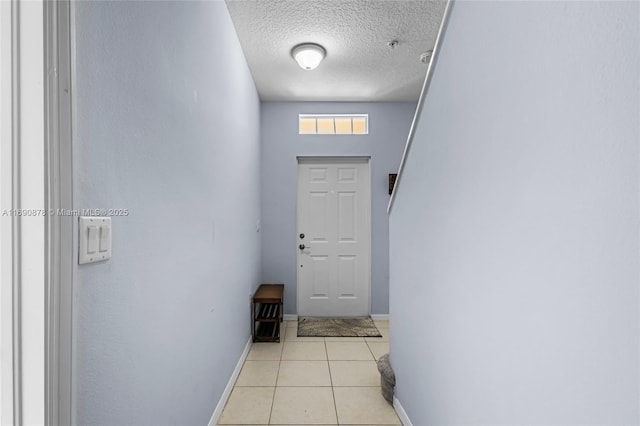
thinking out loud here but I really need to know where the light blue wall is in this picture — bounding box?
[73,2,261,424]
[389,1,639,424]
[261,102,415,315]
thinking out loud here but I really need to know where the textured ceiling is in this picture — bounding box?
[225,0,447,102]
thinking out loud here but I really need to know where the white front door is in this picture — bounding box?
[297,157,371,317]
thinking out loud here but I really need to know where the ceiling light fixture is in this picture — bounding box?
[291,43,326,70]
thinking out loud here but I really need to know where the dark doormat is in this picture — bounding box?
[297,317,382,337]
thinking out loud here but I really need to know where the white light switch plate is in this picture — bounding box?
[79,216,112,264]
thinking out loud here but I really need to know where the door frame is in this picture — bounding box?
[0,1,74,424]
[44,0,74,424]
[295,156,372,317]
[0,0,62,423]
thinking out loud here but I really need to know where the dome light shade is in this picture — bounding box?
[292,43,326,70]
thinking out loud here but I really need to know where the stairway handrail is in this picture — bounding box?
[388,0,454,214]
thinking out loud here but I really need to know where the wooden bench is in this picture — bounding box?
[252,284,283,342]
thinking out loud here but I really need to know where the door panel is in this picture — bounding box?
[337,192,356,241]
[297,158,370,317]
[337,256,356,297]
[311,255,330,298]
[337,167,357,182]
[309,192,329,240]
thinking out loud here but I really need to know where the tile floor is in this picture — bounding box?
[218,319,399,426]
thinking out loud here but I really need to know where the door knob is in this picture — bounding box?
[299,244,306,250]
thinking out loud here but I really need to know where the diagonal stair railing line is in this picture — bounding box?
[387,0,455,214]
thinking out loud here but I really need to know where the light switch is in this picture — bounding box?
[99,225,111,252]
[79,216,112,265]
[87,226,99,253]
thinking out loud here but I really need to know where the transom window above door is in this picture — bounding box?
[299,114,368,135]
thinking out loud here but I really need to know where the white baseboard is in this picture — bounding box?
[208,337,252,426]
[393,396,412,426]
[283,314,298,321]
[370,314,390,320]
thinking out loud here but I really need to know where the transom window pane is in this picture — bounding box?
[352,117,367,135]
[317,118,335,134]
[299,117,317,134]
[334,117,352,134]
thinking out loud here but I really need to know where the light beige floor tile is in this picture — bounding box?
[333,387,400,425]
[326,342,374,360]
[366,342,389,360]
[218,387,274,425]
[324,336,365,342]
[373,320,389,328]
[270,387,337,424]
[365,327,389,343]
[284,330,324,342]
[286,320,298,328]
[286,323,298,337]
[277,360,331,386]
[329,361,380,387]
[246,341,283,361]
[234,360,280,387]
[281,342,327,360]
